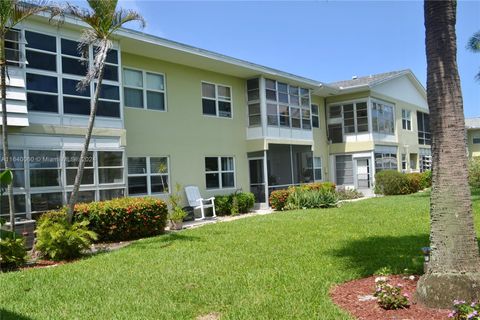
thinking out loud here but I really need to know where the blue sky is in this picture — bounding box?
[84,0,479,117]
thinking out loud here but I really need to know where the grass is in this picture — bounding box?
[1,191,479,320]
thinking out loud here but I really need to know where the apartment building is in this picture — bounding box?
[1,14,430,219]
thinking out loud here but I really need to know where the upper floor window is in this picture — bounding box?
[417,111,431,145]
[5,29,22,66]
[123,68,166,111]
[402,109,412,130]
[127,156,169,195]
[311,104,320,128]
[202,82,232,118]
[372,101,395,135]
[205,157,235,189]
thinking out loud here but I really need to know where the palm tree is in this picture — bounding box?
[467,30,480,80]
[0,0,60,231]
[65,0,145,223]
[417,0,480,308]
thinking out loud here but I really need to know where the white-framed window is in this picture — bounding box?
[417,111,431,145]
[313,157,322,181]
[328,101,368,135]
[401,154,407,171]
[372,101,395,135]
[311,104,320,128]
[247,78,260,126]
[98,151,124,185]
[202,82,232,118]
[5,28,22,66]
[205,157,235,189]
[127,156,169,195]
[123,68,166,111]
[473,135,480,144]
[402,109,412,130]
[375,151,398,172]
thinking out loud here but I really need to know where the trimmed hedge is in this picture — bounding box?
[374,170,432,195]
[74,197,168,242]
[269,182,337,211]
[214,192,255,216]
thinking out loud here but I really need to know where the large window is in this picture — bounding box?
[127,156,169,195]
[417,111,431,145]
[328,101,368,137]
[123,68,166,111]
[98,151,124,184]
[374,149,398,172]
[205,157,235,189]
[65,151,94,186]
[402,109,412,130]
[372,101,395,135]
[202,82,232,118]
[247,79,260,126]
[29,150,61,187]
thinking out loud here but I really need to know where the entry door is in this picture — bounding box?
[249,159,265,203]
[356,158,370,188]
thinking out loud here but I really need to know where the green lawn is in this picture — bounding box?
[1,192,479,320]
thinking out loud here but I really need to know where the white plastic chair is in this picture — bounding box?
[184,186,216,220]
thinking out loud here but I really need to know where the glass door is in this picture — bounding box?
[356,158,370,188]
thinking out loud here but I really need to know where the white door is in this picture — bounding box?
[356,158,370,188]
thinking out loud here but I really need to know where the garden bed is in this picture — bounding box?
[330,275,450,319]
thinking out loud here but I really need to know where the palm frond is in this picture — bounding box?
[467,31,480,53]
[1,0,61,32]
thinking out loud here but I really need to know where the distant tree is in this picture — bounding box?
[0,0,60,231]
[417,0,480,308]
[467,30,480,80]
[65,0,145,224]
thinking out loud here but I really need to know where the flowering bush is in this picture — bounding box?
[269,189,290,211]
[74,197,168,242]
[374,277,410,310]
[449,300,480,319]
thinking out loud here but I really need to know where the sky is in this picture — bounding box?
[80,0,479,117]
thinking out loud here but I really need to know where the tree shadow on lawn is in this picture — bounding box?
[330,234,430,277]
[0,309,34,320]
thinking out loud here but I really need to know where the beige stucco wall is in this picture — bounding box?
[122,52,250,200]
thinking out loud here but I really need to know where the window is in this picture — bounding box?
[335,155,353,185]
[328,102,368,135]
[26,73,59,113]
[201,82,232,118]
[0,195,26,219]
[402,109,412,130]
[0,150,25,188]
[123,68,166,111]
[401,154,407,171]
[314,157,322,181]
[417,112,431,145]
[65,151,94,185]
[328,124,343,143]
[419,148,432,172]
[98,151,124,184]
[375,151,398,172]
[205,157,235,189]
[31,192,63,213]
[99,188,125,201]
[25,31,56,71]
[311,104,319,128]
[5,29,22,66]
[29,150,61,187]
[474,136,480,144]
[372,101,395,135]
[127,156,169,195]
[247,79,260,126]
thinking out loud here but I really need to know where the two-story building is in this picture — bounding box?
[1,14,430,220]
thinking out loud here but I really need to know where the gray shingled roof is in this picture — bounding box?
[328,70,410,89]
[466,118,480,129]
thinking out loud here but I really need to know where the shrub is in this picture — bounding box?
[469,158,480,188]
[420,170,432,189]
[299,182,336,192]
[336,188,363,201]
[74,197,168,242]
[285,188,337,210]
[374,277,410,310]
[0,229,27,270]
[269,189,290,211]
[406,173,423,193]
[449,300,480,319]
[35,212,97,261]
[374,170,411,195]
[214,192,255,215]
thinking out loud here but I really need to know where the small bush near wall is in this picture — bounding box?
[469,158,480,188]
[214,192,255,216]
[374,170,411,195]
[74,197,168,242]
[269,189,290,211]
[0,229,27,270]
[406,173,423,193]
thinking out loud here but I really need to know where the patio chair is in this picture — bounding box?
[184,185,216,220]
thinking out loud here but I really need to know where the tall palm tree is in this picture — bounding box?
[417,0,480,308]
[0,0,60,231]
[65,0,145,223]
[467,30,480,80]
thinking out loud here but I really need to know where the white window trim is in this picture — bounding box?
[205,156,236,190]
[402,109,412,131]
[127,156,170,196]
[311,104,320,128]
[123,66,167,112]
[201,81,233,119]
[313,156,323,181]
[327,99,369,138]
[371,99,396,135]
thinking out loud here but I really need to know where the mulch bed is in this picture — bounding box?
[330,275,450,320]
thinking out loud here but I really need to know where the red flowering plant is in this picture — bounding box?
[74,197,168,242]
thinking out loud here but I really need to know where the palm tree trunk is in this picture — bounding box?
[417,0,480,308]
[66,57,106,224]
[0,33,16,232]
